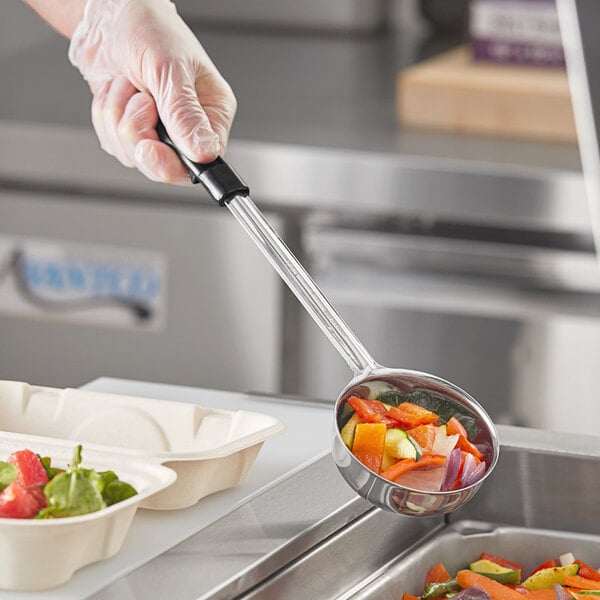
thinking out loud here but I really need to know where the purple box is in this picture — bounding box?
[470,0,565,67]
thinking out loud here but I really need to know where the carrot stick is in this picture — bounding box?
[456,570,525,600]
[402,594,420,600]
[380,453,446,482]
[564,576,600,590]
[351,423,387,473]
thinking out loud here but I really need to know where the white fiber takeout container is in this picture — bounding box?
[0,431,176,592]
[0,380,286,509]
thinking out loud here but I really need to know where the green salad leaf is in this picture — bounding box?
[102,479,138,505]
[0,462,18,492]
[37,445,106,518]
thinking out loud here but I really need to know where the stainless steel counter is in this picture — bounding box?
[0,18,590,234]
[76,379,600,600]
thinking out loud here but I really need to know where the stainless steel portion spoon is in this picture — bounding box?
[157,122,499,516]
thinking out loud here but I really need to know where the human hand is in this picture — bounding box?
[69,0,236,184]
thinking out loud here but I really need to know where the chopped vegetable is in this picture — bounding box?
[8,449,49,487]
[422,579,461,599]
[469,560,521,585]
[341,413,361,449]
[425,562,452,585]
[575,562,600,583]
[0,481,46,519]
[453,587,493,600]
[339,386,489,491]
[403,552,600,600]
[407,424,436,453]
[351,423,387,474]
[385,429,422,461]
[456,570,525,600]
[380,453,446,482]
[562,577,600,591]
[479,553,523,576]
[385,403,439,429]
[522,565,580,591]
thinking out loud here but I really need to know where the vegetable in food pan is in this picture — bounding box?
[403,552,600,600]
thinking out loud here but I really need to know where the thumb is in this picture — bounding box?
[152,63,221,163]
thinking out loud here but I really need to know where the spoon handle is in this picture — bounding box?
[157,121,377,376]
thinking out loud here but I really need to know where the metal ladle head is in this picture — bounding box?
[332,368,499,517]
[156,123,500,517]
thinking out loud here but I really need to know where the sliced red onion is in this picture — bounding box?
[554,584,571,600]
[441,448,462,491]
[452,586,491,600]
[461,453,487,487]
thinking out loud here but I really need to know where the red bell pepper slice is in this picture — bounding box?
[386,402,439,428]
[447,416,468,438]
[529,558,559,577]
[425,562,451,585]
[455,433,484,461]
[575,560,600,582]
[346,396,398,427]
[447,416,484,460]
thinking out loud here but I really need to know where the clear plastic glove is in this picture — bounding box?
[69,0,236,184]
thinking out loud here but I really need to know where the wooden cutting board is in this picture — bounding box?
[397,46,577,144]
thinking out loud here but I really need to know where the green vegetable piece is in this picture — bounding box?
[421,579,461,599]
[385,428,421,461]
[469,559,521,585]
[0,462,18,492]
[38,445,106,519]
[102,480,138,506]
[341,413,361,448]
[522,564,580,591]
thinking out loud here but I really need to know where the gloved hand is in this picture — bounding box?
[69,0,236,184]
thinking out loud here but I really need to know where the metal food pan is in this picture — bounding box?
[239,426,600,600]
[350,522,600,599]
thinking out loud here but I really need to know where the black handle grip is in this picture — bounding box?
[156,120,249,206]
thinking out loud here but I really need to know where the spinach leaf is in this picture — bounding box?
[0,462,17,492]
[102,480,138,505]
[94,470,137,504]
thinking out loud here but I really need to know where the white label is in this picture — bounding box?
[471,1,562,45]
[0,235,167,330]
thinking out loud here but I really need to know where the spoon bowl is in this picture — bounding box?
[332,367,499,516]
